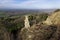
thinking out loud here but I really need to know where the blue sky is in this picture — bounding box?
[0,0,60,9]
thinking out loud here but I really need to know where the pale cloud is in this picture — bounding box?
[0,0,60,9]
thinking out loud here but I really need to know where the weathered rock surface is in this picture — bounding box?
[19,24,57,40]
[18,10,60,40]
[24,15,30,28]
[44,10,60,25]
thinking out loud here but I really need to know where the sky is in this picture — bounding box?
[0,0,60,9]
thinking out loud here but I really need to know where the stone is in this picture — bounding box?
[44,11,60,26]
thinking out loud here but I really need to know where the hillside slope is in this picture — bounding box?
[44,10,60,25]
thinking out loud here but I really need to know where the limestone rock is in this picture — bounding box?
[44,11,60,25]
[24,15,30,28]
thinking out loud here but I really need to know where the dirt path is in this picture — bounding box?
[24,15,30,28]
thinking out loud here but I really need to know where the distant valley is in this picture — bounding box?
[0,9,55,15]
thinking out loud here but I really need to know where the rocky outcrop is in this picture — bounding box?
[19,10,60,40]
[19,24,57,40]
[24,15,30,28]
[44,11,60,25]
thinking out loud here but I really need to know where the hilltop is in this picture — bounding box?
[44,9,60,26]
